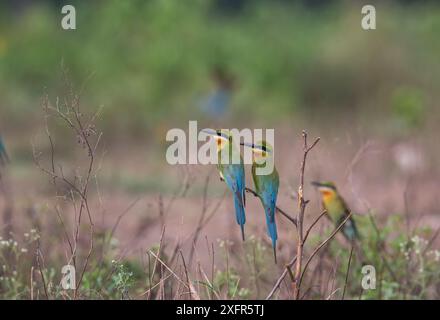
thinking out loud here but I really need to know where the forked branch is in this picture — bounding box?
[292,131,320,299]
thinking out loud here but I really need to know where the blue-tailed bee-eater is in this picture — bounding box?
[311,181,359,242]
[202,129,246,240]
[242,140,279,263]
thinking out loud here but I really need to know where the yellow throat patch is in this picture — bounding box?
[214,136,228,151]
[321,190,336,205]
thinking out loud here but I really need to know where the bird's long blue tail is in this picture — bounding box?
[265,209,278,263]
[343,218,360,242]
[233,194,246,241]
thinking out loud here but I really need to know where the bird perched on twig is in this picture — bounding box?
[242,140,279,263]
[311,181,360,243]
[202,129,246,241]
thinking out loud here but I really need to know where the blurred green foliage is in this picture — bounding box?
[0,0,439,137]
[391,86,426,130]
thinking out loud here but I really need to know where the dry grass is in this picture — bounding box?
[1,80,440,300]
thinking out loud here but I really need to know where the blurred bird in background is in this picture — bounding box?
[0,135,9,168]
[242,140,279,263]
[200,66,235,119]
[203,129,246,240]
[311,181,359,243]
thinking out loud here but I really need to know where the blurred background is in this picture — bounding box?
[0,0,440,299]
[1,0,439,133]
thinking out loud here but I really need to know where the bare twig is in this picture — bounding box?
[297,212,353,292]
[292,131,320,299]
[108,198,140,244]
[179,250,200,300]
[148,250,190,290]
[342,243,354,300]
[367,212,399,283]
[34,72,101,299]
[265,210,326,300]
[149,226,166,297]
[36,241,49,300]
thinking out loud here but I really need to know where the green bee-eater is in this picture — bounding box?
[202,129,246,241]
[242,140,279,263]
[311,181,359,242]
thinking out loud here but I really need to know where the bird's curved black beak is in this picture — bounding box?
[311,181,322,188]
[240,142,255,148]
[201,128,217,136]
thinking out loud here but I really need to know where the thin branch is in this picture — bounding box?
[297,212,353,291]
[34,73,101,299]
[292,131,320,299]
[148,250,190,290]
[342,243,354,300]
[179,250,200,300]
[36,240,49,300]
[265,210,326,300]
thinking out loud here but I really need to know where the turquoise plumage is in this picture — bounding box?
[203,129,246,240]
[220,155,246,240]
[243,140,279,263]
